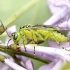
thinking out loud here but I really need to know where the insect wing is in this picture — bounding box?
[28,24,70,31]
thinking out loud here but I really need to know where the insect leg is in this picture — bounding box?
[33,45,36,56]
[29,41,37,56]
[29,30,37,56]
[21,34,27,52]
[22,36,27,52]
[24,44,26,52]
[31,37,36,56]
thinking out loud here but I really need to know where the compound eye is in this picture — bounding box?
[14,34,18,40]
[12,33,18,40]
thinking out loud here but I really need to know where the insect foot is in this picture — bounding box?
[8,44,20,52]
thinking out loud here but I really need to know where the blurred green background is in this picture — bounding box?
[0,0,52,70]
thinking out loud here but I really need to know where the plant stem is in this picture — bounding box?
[0,45,51,64]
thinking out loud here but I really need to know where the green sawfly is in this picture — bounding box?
[6,24,69,55]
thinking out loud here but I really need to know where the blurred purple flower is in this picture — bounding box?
[44,0,70,25]
[20,41,70,70]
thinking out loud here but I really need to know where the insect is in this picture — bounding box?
[0,20,6,35]
[7,24,69,55]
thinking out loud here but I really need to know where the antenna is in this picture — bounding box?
[5,28,11,37]
[6,28,12,47]
[7,39,11,47]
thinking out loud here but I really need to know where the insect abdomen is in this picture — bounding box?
[37,28,68,44]
[48,31,68,44]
